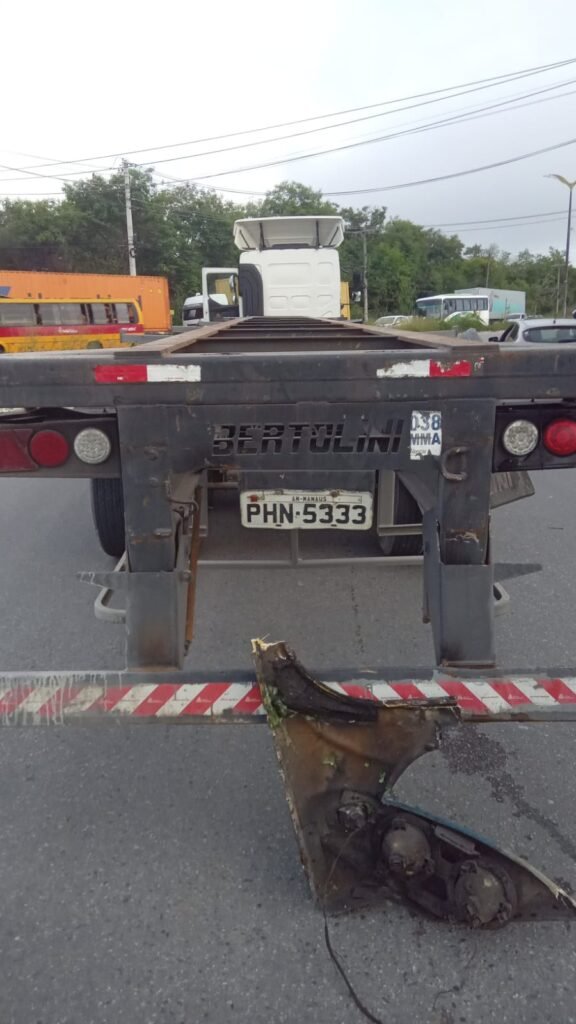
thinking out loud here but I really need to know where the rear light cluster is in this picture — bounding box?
[502,416,576,458]
[0,426,112,472]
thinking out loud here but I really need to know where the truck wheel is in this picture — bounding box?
[377,480,423,557]
[91,478,125,557]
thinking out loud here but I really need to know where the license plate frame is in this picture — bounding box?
[240,489,373,530]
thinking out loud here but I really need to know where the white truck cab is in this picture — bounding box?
[185,216,345,325]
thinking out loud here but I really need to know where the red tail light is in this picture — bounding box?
[543,418,576,457]
[28,430,70,467]
[0,429,36,471]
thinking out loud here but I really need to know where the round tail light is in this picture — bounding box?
[29,430,70,467]
[73,428,112,464]
[502,419,539,457]
[543,418,576,456]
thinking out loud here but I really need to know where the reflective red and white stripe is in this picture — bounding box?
[1,677,576,723]
[94,364,201,384]
[376,359,478,379]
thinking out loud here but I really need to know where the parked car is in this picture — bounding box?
[493,318,576,345]
[375,315,410,327]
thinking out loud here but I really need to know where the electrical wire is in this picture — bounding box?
[180,85,576,180]
[0,161,100,186]
[147,89,576,196]
[435,215,567,232]
[128,78,576,170]
[7,56,576,172]
[1,80,573,200]
[424,209,564,226]
[320,137,576,196]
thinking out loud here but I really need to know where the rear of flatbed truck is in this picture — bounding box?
[1,315,576,928]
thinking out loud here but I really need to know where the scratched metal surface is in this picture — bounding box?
[0,474,575,1023]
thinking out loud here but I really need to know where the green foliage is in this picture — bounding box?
[1,175,574,318]
[394,317,447,332]
[400,313,486,332]
[444,313,487,331]
[246,180,338,217]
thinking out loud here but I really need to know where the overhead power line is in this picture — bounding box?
[431,216,567,232]
[20,74,571,189]
[2,55,576,178]
[320,137,576,195]
[0,191,63,198]
[149,85,576,194]
[1,70,575,193]
[184,83,576,181]
[424,209,565,227]
[131,78,576,170]
[0,161,92,186]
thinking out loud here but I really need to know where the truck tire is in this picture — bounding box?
[91,478,125,557]
[377,479,423,557]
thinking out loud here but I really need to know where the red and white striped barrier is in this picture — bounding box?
[1,676,576,723]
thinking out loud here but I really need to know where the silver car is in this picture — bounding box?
[494,318,576,345]
[375,315,410,327]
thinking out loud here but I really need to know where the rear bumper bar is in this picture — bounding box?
[1,663,576,725]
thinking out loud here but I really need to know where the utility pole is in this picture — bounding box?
[123,161,137,276]
[362,230,369,322]
[546,174,575,316]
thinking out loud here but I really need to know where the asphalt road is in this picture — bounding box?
[1,473,576,1024]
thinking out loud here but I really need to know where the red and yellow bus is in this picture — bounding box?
[0,298,143,352]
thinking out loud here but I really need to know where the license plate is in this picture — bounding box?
[240,489,373,530]
[410,410,442,460]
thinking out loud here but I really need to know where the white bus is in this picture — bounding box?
[414,293,490,325]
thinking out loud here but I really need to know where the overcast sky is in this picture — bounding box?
[2,0,576,255]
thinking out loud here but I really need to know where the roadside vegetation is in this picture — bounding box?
[1,175,573,318]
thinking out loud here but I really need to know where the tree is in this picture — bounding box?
[0,199,68,270]
[1,175,574,318]
[155,184,241,310]
[247,180,339,217]
[338,206,387,299]
[60,168,163,275]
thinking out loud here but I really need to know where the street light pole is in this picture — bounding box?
[546,174,575,316]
